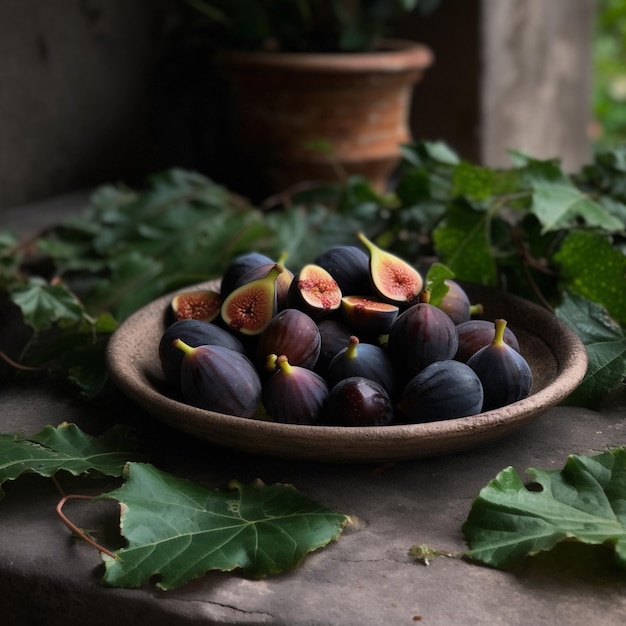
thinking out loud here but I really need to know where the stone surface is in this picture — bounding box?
[0,380,625,625]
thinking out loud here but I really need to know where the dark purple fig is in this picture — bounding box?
[262,354,329,424]
[467,319,532,411]
[313,245,372,296]
[220,251,274,298]
[235,260,293,311]
[325,377,395,427]
[173,339,262,417]
[340,295,399,337]
[255,308,321,371]
[437,280,473,325]
[326,335,397,399]
[400,360,484,423]
[315,319,354,373]
[221,263,283,335]
[170,289,222,323]
[356,231,423,306]
[159,319,246,390]
[288,263,342,320]
[455,319,520,363]
[387,292,459,382]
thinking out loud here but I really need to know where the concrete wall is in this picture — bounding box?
[0,0,171,212]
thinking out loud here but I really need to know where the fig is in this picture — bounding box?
[173,339,262,417]
[170,289,222,323]
[356,231,423,306]
[255,308,321,371]
[340,295,399,337]
[235,258,293,311]
[400,360,484,423]
[387,291,459,382]
[220,263,283,335]
[315,319,354,373]
[467,318,532,411]
[159,319,246,390]
[313,245,372,297]
[262,355,329,424]
[325,377,395,427]
[325,335,397,399]
[455,319,520,363]
[220,251,273,298]
[288,263,342,320]
[437,280,472,325]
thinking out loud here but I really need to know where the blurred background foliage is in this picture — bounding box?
[593,0,626,149]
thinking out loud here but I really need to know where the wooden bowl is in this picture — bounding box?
[106,281,588,463]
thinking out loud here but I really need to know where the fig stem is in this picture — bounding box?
[469,303,484,316]
[346,336,360,359]
[172,338,195,355]
[277,354,293,374]
[493,319,508,345]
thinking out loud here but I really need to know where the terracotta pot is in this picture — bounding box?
[218,39,434,193]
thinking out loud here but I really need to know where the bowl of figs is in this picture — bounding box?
[106,234,588,463]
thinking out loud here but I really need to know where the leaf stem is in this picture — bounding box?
[55,494,119,560]
[0,349,47,372]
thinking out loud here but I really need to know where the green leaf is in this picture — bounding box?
[99,463,348,589]
[531,181,623,233]
[452,162,497,201]
[463,448,626,571]
[432,202,498,285]
[555,292,626,407]
[0,423,142,499]
[424,262,454,307]
[553,230,626,326]
[10,278,84,331]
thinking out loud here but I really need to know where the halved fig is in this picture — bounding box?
[356,231,423,306]
[220,251,273,298]
[235,261,293,311]
[170,290,222,323]
[340,295,399,337]
[220,263,283,335]
[288,263,342,320]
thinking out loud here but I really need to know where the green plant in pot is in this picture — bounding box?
[187,0,438,193]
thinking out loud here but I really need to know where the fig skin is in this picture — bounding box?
[255,308,321,372]
[314,245,372,297]
[387,296,460,382]
[288,263,342,321]
[340,295,399,337]
[437,280,472,325]
[325,376,395,427]
[159,319,246,390]
[315,319,354,374]
[467,318,532,411]
[400,360,484,423]
[455,319,520,363]
[325,335,398,400]
[220,263,283,335]
[356,231,423,306]
[220,251,273,298]
[174,339,262,418]
[262,355,329,425]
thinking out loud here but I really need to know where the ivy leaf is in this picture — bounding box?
[531,181,623,233]
[0,423,142,499]
[555,292,626,407]
[99,463,348,589]
[10,278,84,331]
[462,448,626,571]
[432,202,498,285]
[424,262,454,307]
[553,230,626,327]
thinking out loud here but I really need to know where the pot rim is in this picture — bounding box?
[218,38,434,74]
